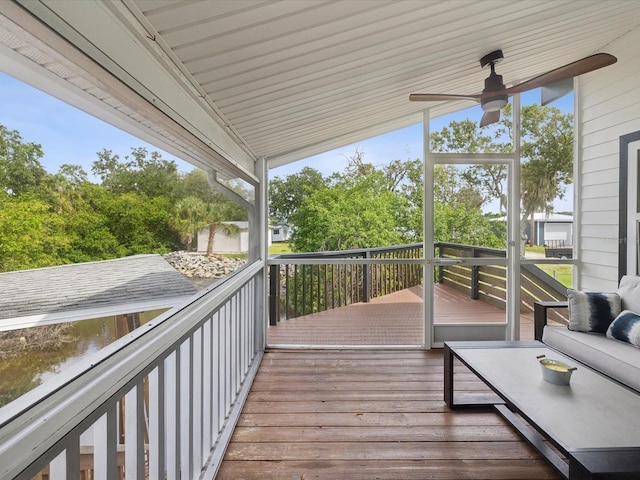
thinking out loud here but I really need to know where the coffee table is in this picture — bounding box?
[444,340,640,480]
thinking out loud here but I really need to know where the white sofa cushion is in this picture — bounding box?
[542,325,640,392]
[617,274,640,312]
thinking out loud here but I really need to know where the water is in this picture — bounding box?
[0,310,165,408]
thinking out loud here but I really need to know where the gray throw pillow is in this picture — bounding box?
[567,289,621,333]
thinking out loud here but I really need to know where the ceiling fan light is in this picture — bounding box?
[482,95,508,112]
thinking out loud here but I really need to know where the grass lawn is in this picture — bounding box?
[269,242,292,255]
[525,246,572,288]
[537,264,572,288]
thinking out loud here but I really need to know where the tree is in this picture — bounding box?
[269,167,327,224]
[92,147,179,198]
[0,196,63,271]
[0,124,46,196]
[41,164,90,214]
[175,169,248,221]
[517,104,573,243]
[430,104,573,246]
[290,171,404,252]
[88,188,177,255]
[171,196,240,255]
[171,196,208,250]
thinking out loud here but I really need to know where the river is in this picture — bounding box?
[0,309,165,408]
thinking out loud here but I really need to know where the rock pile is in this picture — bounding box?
[164,251,247,279]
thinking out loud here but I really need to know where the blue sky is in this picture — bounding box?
[0,72,572,209]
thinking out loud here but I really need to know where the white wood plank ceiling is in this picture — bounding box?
[3,1,640,175]
[128,0,640,168]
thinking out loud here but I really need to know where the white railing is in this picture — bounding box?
[0,261,265,480]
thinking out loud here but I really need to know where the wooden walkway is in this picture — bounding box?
[267,283,535,346]
[218,349,561,479]
[218,286,552,479]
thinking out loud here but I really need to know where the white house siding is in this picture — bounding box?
[578,25,640,291]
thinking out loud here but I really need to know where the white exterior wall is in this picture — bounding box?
[197,227,245,253]
[197,227,269,253]
[578,26,640,291]
[544,223,572,244]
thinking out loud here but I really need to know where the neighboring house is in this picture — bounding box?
[524,213,574,247]
[271,224,292,242]
[197,221,272,254]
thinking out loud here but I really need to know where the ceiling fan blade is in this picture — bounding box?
[541,78,573,106]
[505,53,617,95]
[479,110,500,127]
[409,93,481,102]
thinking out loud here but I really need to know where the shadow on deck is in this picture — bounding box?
[267,283,534,346]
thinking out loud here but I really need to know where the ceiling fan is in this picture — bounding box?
[409,50,617,127]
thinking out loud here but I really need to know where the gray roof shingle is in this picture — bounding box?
[0,254,197,322]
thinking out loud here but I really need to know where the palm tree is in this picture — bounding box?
[172,196,240,255]
[201,202,240,257]
[171,196,208,251]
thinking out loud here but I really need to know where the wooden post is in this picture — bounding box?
[268,264,279,326]
[470,248,479,300]
[363,250,371,303]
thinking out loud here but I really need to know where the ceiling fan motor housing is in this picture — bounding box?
[481,50,508,112]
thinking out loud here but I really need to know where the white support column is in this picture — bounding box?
[573,78,582,289]
[422,109,433,349]
[256,156,268,350]
[507,94,522,340]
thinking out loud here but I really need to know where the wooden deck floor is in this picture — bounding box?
[267,284,535,346]
[217,349,562,479]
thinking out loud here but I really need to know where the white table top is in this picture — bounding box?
[455,345,640,450]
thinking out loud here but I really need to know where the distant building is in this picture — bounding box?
[492,213,574,246]
[197,221,272,253]
[525,213,573,246]
[271,224,292,242]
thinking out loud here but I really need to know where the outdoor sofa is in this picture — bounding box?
[534,275,640,392]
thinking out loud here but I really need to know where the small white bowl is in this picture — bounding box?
[537,355,577,385]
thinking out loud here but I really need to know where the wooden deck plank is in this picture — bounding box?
[217,459,560,479]
[218,349,562,480]
[267,284,535,346]
[224,441,542,461]
[237,412,507,428]
[231,425,522,442]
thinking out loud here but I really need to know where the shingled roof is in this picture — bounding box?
[0,254,198,331]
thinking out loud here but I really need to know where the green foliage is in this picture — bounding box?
[435,201,504,248]
[0,122,256,271]
[97,191,177,255]
[430,105,573,220]
[290,171,405,252]
[92,147,180,198]
[0,125,46,196]
[0,196,62,271]
[278,147,505,252]
[269,167,327,224]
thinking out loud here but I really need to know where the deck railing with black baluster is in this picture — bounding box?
[268,243,568,325]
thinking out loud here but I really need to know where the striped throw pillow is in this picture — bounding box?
[606,310,640,347]
[567,289,621,333]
